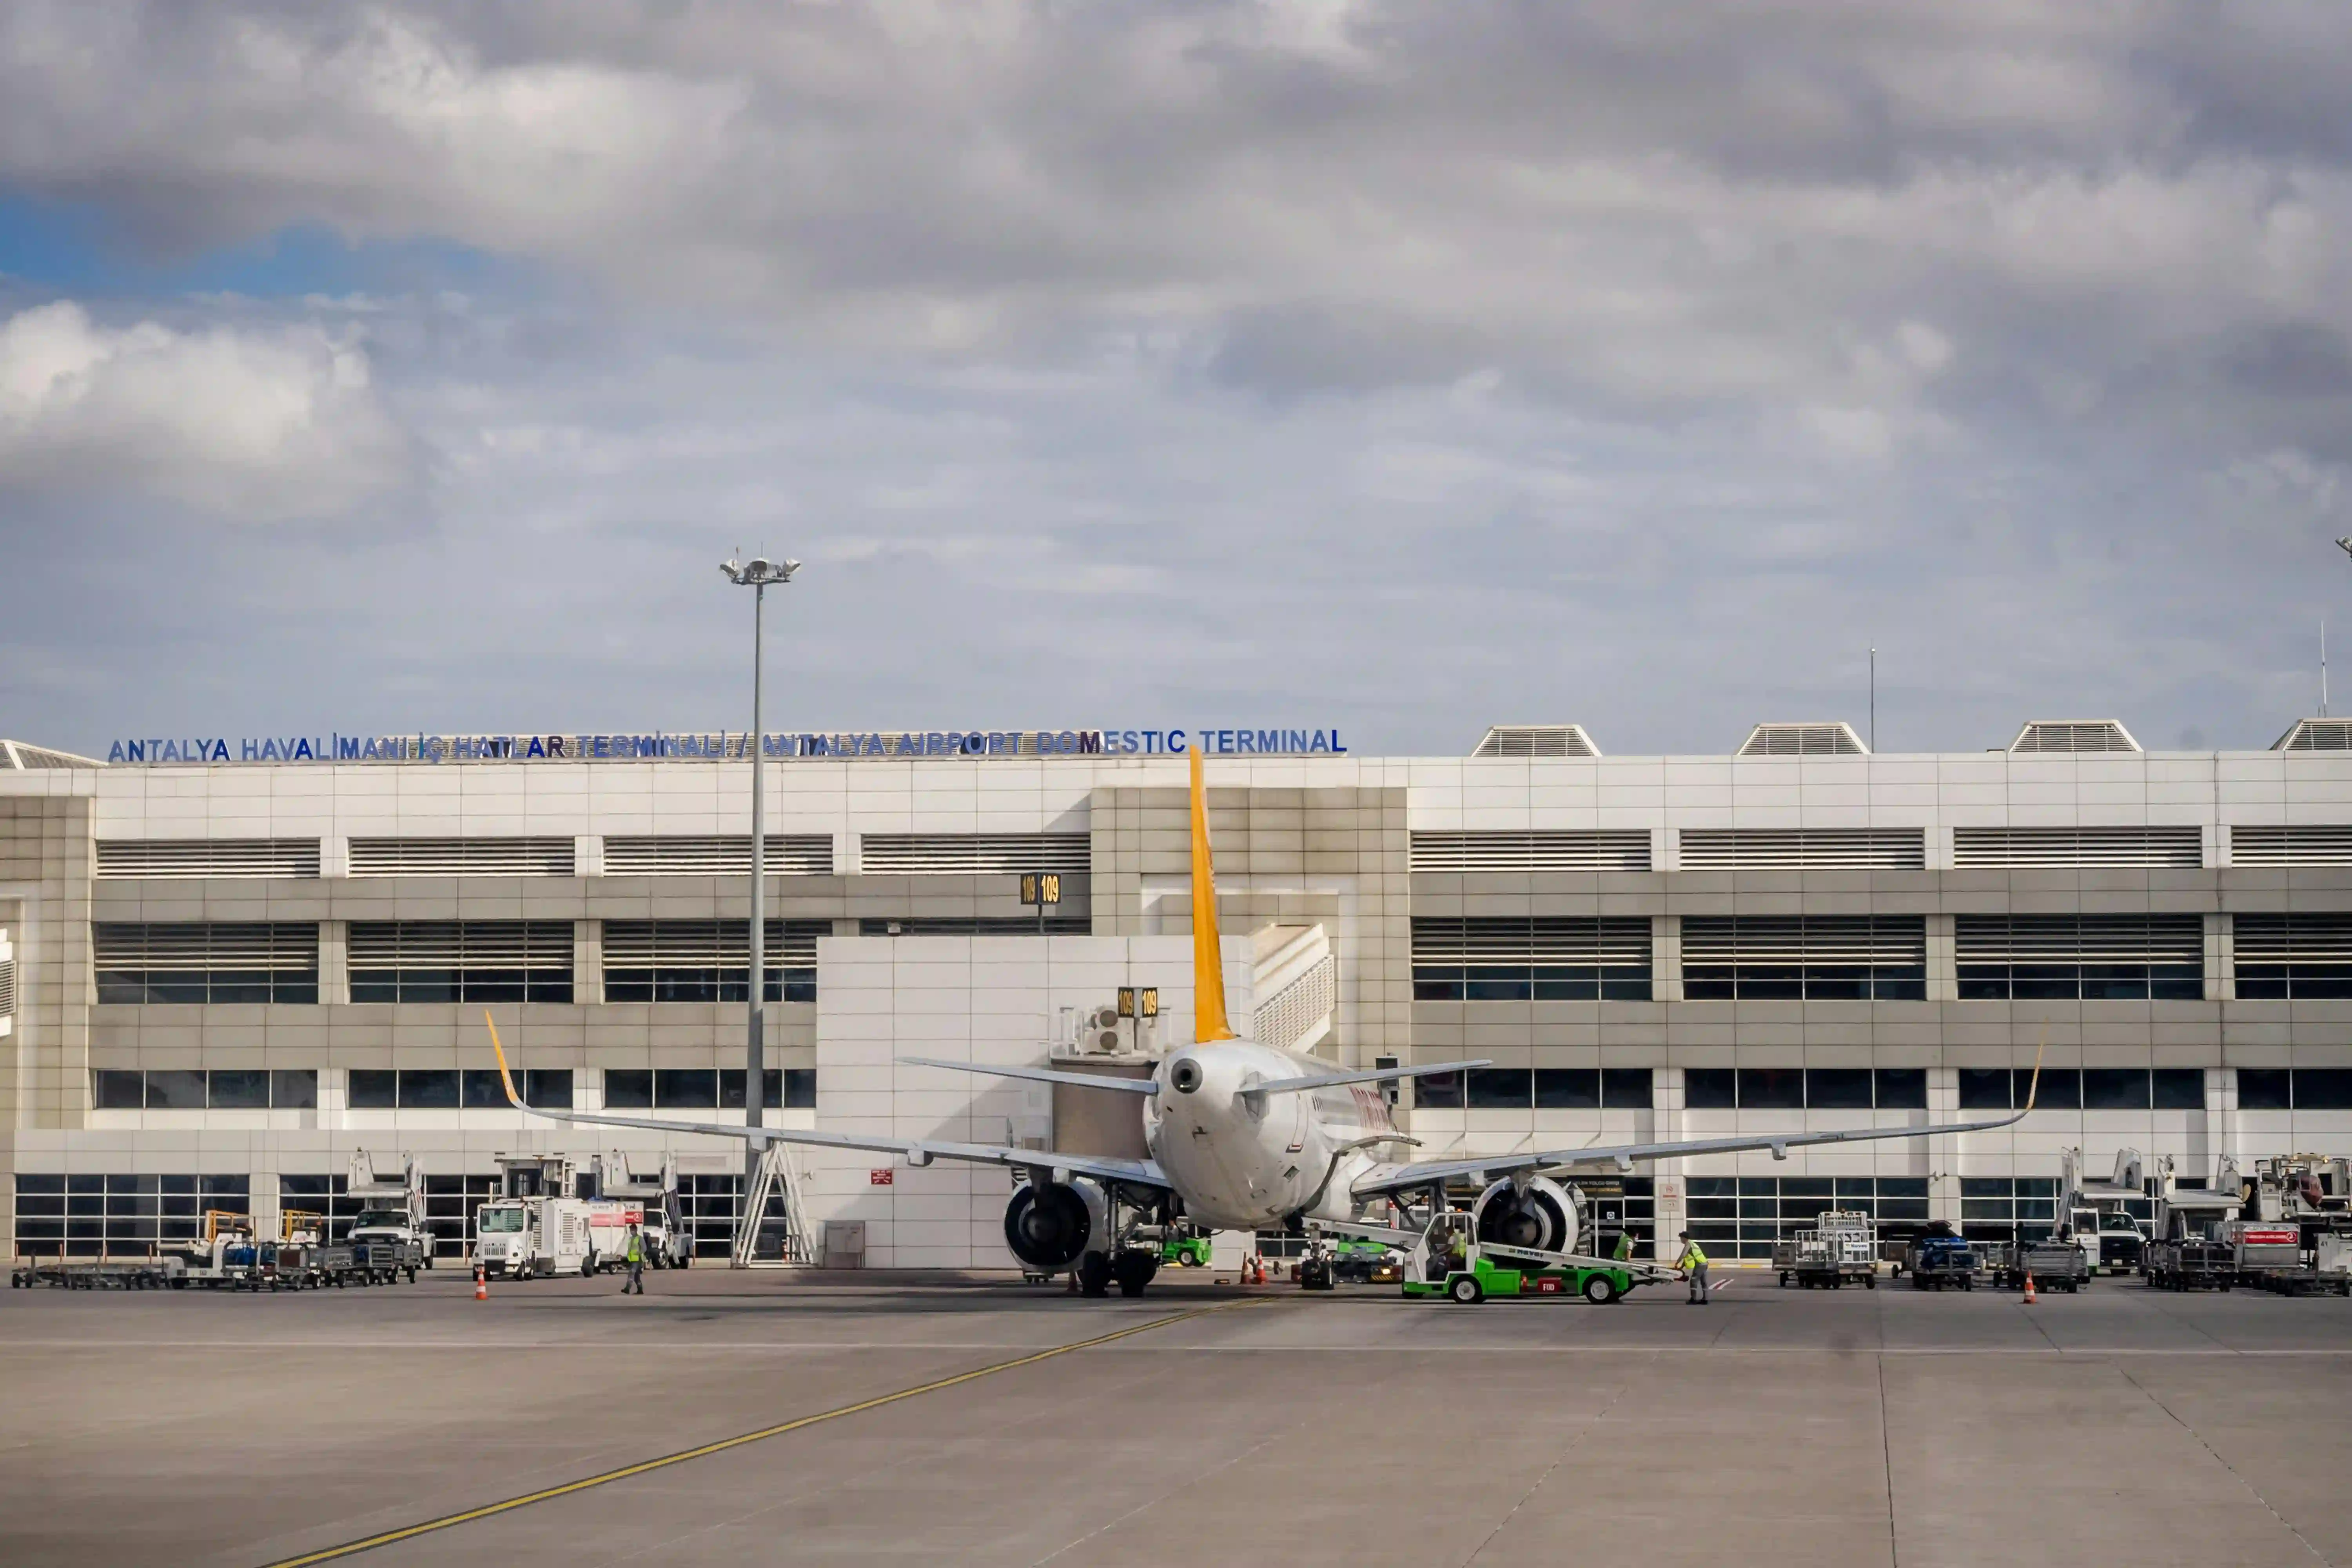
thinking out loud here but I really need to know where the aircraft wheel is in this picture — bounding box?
[1077,1252,1113,1298]
[1448,1274,1485,1305]
[1113,1252,1158,1298]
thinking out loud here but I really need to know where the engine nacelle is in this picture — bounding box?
[1474,1175,1581,1255]
[1003,1179,1109,1271]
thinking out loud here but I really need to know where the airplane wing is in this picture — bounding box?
[484,1014,1170,1192]
[1248,1060,1491,1098]
[1352,1053,2045,1201]
[899,1058,1160,1095]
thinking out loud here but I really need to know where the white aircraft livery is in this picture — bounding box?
[488,748,2038,1296]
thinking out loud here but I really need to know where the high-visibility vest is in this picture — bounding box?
[1613,1233,1633,1261]
[1678,1241,1707,1269]
[626,1233,642,1263]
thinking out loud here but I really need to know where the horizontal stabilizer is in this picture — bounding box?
[898,1057,1159,1095]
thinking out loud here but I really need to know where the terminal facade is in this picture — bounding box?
[5,717,2352,1267]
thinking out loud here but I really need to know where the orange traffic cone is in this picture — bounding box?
[2022,1272,2036,1305]
[475,1261,488,1302]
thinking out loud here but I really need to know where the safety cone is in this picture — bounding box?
[475,1261,488,1302]
[2022,1272,2036,1305]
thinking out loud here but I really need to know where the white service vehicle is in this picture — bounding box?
[345,1149,431,1276]
[474,1197,598,1278]
[592,1152,691,1268]
[483,750,2047,1299]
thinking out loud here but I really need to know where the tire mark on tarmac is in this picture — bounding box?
[251,1298,1268,1568]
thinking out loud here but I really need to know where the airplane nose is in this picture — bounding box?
[1169,1057,1203,1094]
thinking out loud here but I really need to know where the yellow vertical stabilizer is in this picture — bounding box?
[1189,748,1236,1043]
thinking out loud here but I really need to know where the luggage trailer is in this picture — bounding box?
[1310,1210,1682,1305]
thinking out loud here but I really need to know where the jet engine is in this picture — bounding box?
[1473,1175,1581,1255]
[1003,1179,1109,1271]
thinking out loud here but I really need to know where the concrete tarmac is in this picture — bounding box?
[4,1267,2350,1567]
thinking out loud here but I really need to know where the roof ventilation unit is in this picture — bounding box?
[0,740,104,769]
[1470,726,1599,758]
[2007,720,2140,754]
[1736,723,1868,757]
[2272,719,2352,752]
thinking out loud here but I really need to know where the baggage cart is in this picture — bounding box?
[1994,1237,2087,1292]
[1774,1210,1878,1289]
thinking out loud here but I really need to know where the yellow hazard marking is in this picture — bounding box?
[256,1297,1262,1566]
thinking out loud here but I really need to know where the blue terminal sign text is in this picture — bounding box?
[105,727,1348,766]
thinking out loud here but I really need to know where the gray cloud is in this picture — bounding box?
[2,2,2351,755]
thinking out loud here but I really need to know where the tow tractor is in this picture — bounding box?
[1316,1211,1681,1304]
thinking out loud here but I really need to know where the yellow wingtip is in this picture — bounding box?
[2020,1032,2045,1114]
[484,1009,524,1109]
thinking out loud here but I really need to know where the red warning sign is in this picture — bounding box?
[869,1168,895,1186]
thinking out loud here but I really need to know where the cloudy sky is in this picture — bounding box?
[3,1,2350,759]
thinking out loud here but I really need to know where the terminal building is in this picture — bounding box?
[5,717,2352,1267]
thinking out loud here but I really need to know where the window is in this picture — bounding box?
[1874,1069,1928,1109]
[2233,914,2352,1000]
[655,1069,720,1109]
[1737,1068,1806,1109]
[604,1069,654,1109]
[460,1069,507,1109]
[423,1172,502,1258]
[1955,915,2202,1001]
[349,1070,398,1109]
[786,1068,816,1109]
[348,921,573,1004]
[15,1173,248,1259]
[145,1070,206,1109]
[207,1070,270,1109]
[1684,1069,1737,1109]
[272,1070,318,1109]
[2152,1069,2204,1110]
[1806,1068,1874,1109]
[1415,1071,1463,1109]
[524,1070,572,1110]
[398,1071,459,1109]
[1679,917,1927,1002]
[1685,1175,1933,1259]
[602,920,824,1003]
[1601,1067,1653,1109]
[716,1069,815,1110]
[1957,1069,2012,1109]
[2239,1068,2352,1110]
[93,922,319,1004]
[92,1070,143,1109]
[1466,1068,1532,1109]
[1410,918,1652,1002]
[1533,1069,1598,1109]
[1958,1176,2060,1244]
[2082,1068,2151,1110]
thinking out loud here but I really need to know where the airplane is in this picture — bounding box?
[486,747,2043,1298]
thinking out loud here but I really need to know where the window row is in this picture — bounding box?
[94,923,319,1004]
[1410,918,1653,1002]
[603,1068,817,1110]
[1954,1068,2208,1111]
[1682,1068,1929,1110]
[1681,917,1926,1001]
[1416,1067,1655,1110]
[2235,1069,2352,1111]
[91,1069,318,1111]
[347,1068,575,1110]
[603,920,824,1003]
[13,1174,251,1258]
[1684,1176,1932,1259]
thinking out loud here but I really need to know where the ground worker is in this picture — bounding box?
[1612,1229,1633,1263]
[622,1226,646,1295]
[1677,1230,1709,1305]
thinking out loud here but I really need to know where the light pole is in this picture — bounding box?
[720,553,798,1225]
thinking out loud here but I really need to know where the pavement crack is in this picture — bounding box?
[2111,1362,2334,1566]
[1875,1356,1899,1568]
[1458,1369,1638,1568]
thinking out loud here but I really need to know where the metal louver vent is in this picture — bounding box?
[603,836,834,876]
[1253,954,1338,1054]
[1737,723,1868,757]
[1410,831,1651,872]
[1681,916,1927,967]
[1952,827,2201,868]
[2273,719,2352,751]
[1955,914,2202,966]
[2230,826,2352,866]
[93,922,320,975]
[2008,720,2141,753]
[1678,829,1925,871]
[858,833,1091,875]
[600,919,826,967]
[1,739,104,769]
[1470,726,1600,758]
[96,840,322,879]
[347,921,573,970]
[346,838,576,877]
[0,937,14,1020]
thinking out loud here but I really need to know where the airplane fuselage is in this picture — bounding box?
[1145,1039,1403,1231]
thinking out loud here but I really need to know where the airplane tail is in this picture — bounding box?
[1190,748,1235,1043]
